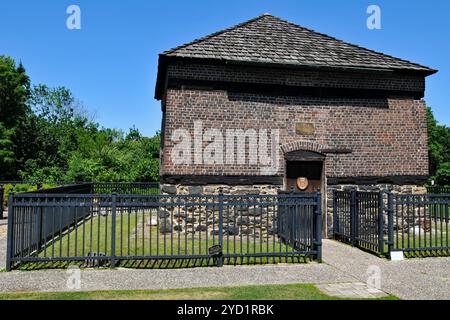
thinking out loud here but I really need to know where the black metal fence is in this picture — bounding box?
[6,191,322,270]
[427,186,450,194]
[333,189,450,257]
[0,181,160,205]
[391,193,449,256]
[91,182,159,195]
[26,183,92,194]
[333,190,384,254]
[0,181,161,196]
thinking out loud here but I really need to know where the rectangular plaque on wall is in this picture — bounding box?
[295,123,315,135]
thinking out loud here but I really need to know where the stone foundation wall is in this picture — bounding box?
[158,184,282,242]
[326,184,427,237]
[161,184,280,195]
[159,183,427,239]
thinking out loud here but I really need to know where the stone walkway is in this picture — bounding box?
[316,282,387,299]
[0,228,448,299]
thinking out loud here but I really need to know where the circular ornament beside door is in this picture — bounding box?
[296,177,309,191]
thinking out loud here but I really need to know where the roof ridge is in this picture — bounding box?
[270,15,435,71]
[162,14,271,56]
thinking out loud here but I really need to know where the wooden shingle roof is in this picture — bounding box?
[155,14,436,99]
[163,14,435,72]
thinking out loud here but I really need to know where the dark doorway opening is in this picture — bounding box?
[284,150,325,193]
[286,161,323,192]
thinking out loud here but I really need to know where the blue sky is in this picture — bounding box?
[1,0,449,136]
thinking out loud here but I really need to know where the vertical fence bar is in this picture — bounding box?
[110,193,117,268]
[350,188,357,246]
[378,191,385,255]
[35,202,43,256]
[217,191,224,267]
[6,192,14,271]
[332,189,337,238]
[314,190,323,262]
[387,192,394,255]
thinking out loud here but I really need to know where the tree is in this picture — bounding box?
[0,56,30,128]
[0,123,15,178]
[0,56,31,179]
[1,56,162,183]
[16,85,94,181]
[435,162,450,185]
[426,107,450,184]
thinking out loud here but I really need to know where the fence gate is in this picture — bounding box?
[333,189,385,255]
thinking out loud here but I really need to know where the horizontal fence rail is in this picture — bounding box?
[6,192,322,270]
[333,190,450,257]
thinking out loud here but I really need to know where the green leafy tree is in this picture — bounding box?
[1,56,161,183]
[16,85,93,181]
[0,56,30,128]
[0,123,15,178]
[426,107,450,185]
[0,56,31,179]
[434,162,450,185]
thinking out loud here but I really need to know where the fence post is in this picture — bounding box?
[378,191,385,255]
[332,189,337,238]
[350,188,357,246]
[217,191,224,267]
[314,190,323,262]
[0,185,3,219]
[110,193,117,268]
[6,192,14,271]
[36,201,43,250]
[387,192,394,256]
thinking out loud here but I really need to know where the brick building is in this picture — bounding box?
[154,14,437,235]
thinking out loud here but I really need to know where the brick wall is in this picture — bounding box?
[162,89,428,179]
[160,62,429,182]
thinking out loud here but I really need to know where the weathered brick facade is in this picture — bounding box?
[161,83,428,180]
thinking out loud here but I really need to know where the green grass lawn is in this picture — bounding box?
[0,283,398,300]
[19,210,308,270]
[391,219,449,254]
[372,219,450,257]
[428,203,450,219]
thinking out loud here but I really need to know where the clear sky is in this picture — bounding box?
[1,0,449,136]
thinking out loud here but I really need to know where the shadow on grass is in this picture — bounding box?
[15,254,312,271]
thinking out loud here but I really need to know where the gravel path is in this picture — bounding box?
[322,240,450,300]
[0,233,448,299]
[0,264,354,294]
